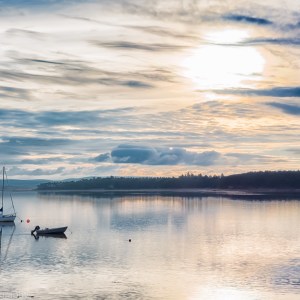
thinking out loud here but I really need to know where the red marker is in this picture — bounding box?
[26,219,30,223]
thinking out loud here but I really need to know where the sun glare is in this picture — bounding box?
[183,30,265,90]
[205,29,249,44]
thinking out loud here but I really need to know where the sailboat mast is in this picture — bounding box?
[0,227,2,258]
[3,168,16,215]
[1,167,4,212]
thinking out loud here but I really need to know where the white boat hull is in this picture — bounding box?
[0,214,16,222]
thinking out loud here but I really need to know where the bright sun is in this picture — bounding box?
[183,30,265,90]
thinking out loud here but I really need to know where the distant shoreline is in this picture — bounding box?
[36,171,300,194]
[35,188,300,199]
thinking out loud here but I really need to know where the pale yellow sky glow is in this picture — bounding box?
[0,0,299,178]
[182,44,265,89]
[205,29,250,44]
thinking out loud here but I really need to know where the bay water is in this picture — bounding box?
[1,192,300,299]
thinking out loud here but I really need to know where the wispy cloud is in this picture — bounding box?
[8,166,65,176]
[94,153,111,163]
[0,108,135,128]
[223,14,273,26]
[5,28,45,39]
[267,102,300,115]
[204,37,300,47]
[224,153,273,164]
[91,41,188,52]
[286,21,300,30]
[0,137,73,159]
[0,0,83,9]
[214,87,300,97]
[62,14,197,40]
[286,148,300,155]
[244,37,300,46]
[0,68,154,89]
[0,86,33,100]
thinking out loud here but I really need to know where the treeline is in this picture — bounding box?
[37,171,300,190]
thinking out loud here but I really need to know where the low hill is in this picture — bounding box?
[37,171,300,191]
[5,179,50,190]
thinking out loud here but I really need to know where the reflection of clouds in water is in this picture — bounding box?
[2,194,300,299]
[111,213,169,231]
[110,212,186,231]
[272,259,300,289]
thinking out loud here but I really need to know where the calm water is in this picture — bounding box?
[1,192,300,299]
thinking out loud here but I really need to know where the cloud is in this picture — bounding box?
[225,153,266,159]
[123,80,153,88]
[62,14,197,40]
[215,87,300,97]
[0,68,154,89]
[35,110,120,127]
[22,58,66,65]
[5,28,45,39]
[0,107,135,128]
[20,157,64,165]
[94,145,280,168]
[7,166,65,176]
[94,153,111,162]
[0,86,33,100]
[1,53,158,90]
[244,37,300,46]
[1,137,71,147]
[223,14,272,26]
[91,41,187,52]
[1,0,55,5]
[124,25,197,41]
[0,135,90,170]
[267,102,300,115]
[286,21,300,30]
[0,0,83,9]
[0,0,299,178]
[286,148,300,155]
[207,38,300,47]
[110,144,221,166]
[225,153,272,164]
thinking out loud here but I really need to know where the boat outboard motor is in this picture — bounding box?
[31,225,40,235]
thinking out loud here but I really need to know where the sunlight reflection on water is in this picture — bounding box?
[0,192,300,299]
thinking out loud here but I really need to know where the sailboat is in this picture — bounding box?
[0,167,16,222]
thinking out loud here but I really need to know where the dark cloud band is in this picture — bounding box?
[267,102,300,115]
[109,144,220,166]
[214,87,300,97]
[224,14,272,26]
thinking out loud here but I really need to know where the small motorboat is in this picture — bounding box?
[31,225,68,235]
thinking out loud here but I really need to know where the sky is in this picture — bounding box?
[0,0,299,179]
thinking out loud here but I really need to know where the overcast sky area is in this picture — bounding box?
[0,0,299,179]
